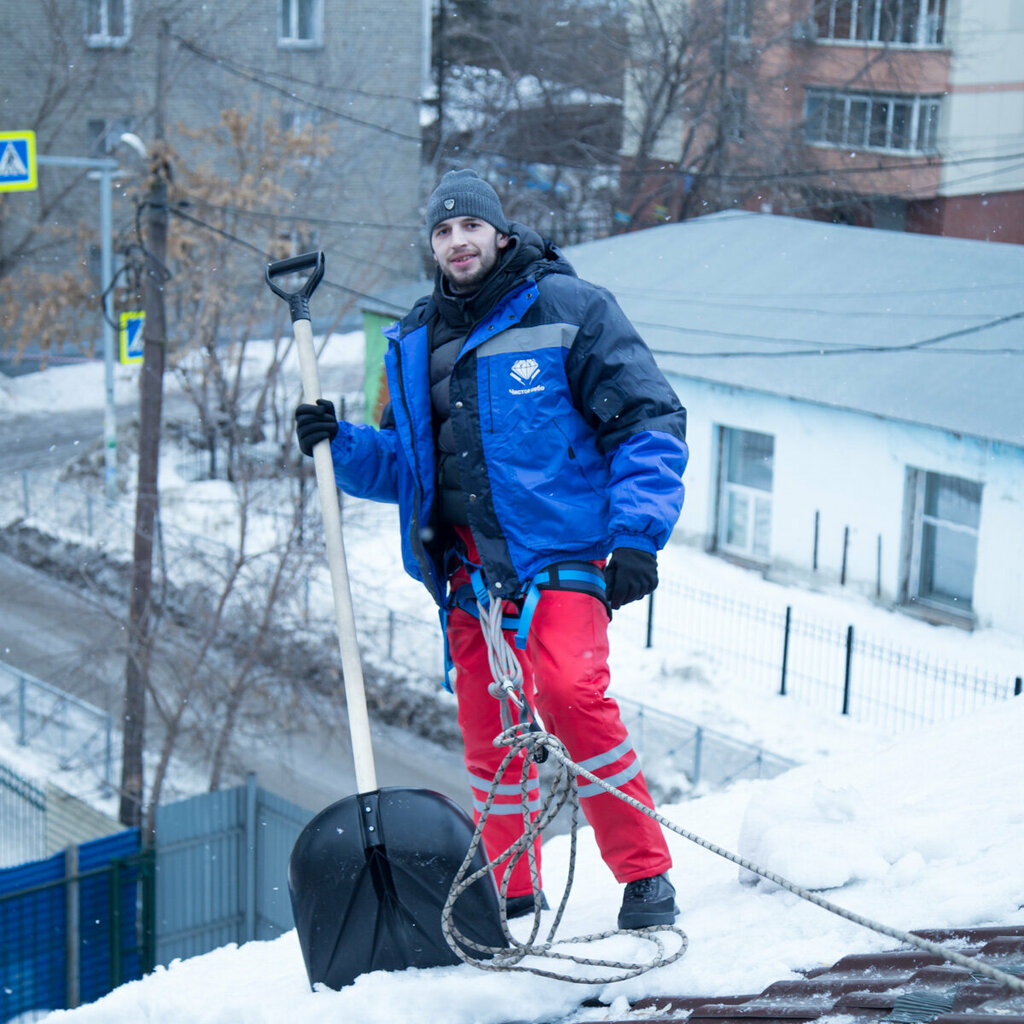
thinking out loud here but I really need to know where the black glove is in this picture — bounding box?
[294,398,339,457]
[604,547,658,610]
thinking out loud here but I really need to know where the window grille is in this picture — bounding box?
[804,88,941,153]
[812,0,945,47]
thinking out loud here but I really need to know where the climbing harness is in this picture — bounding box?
[439,576,1024,993]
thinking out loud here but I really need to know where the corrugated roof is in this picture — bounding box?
[582,926,1024,1024]
[360,212,1024,448]
[565,213,1024,449]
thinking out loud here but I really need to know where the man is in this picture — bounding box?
[295,169,688,929]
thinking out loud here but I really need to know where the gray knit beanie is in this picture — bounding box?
[425,169,509,236]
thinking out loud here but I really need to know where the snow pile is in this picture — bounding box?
[40,698,1024,1023]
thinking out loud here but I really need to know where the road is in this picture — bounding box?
[0,398,476,817]
[0,387,574,833]
[0,548,473,814]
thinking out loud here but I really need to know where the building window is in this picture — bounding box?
[717,427,774,561]
[86,0,130,47]
[804,88,941,153]
[724,87,747,142]
[88,117,132,157]
[279,110,325,166]
[812,0,945,47]
[904,469,981,616]
[727,0,752,40]
[279,0,323,48]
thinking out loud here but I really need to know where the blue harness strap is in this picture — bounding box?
[446,558,609,658]
[513,560,609,650]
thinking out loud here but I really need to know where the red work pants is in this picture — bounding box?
[446,561,672,898]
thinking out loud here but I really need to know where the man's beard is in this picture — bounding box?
[442,236,503,293]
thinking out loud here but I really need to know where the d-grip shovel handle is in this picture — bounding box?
[265,250,378,794]
[265,250,326,323]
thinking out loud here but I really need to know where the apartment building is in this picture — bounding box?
[622,0,1024,243]
[0,0,425,332]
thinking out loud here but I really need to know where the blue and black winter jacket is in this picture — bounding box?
[326,225,689,607]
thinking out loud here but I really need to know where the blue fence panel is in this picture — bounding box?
[76,830,142,1004]
[0,851,67,1022]
[0,830,143,1022]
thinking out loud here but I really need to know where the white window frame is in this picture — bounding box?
[717,426,774,563]
[813,0,945,48]
[280,109,325,167]
[88,116,133,156]
[85,0,130,48]
[905,468,981,617]
[803,88,941,154]
[279,0,323,49]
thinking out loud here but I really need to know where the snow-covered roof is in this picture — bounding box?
[565,212,1024,449]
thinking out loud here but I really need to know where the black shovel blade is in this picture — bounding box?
[289,786,507,990]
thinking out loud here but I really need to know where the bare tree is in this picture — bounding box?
[427,0,629,242]
[617,0,946,231]
[616,0,789,228]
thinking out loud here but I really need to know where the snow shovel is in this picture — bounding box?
[265,251,506,990]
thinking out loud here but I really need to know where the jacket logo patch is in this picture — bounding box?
[510,358,540,385]
[509,358,546,395]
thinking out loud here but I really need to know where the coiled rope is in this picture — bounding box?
[441,592,1024,993]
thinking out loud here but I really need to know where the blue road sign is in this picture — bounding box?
[0,131,37,192]
[119,311,145,364]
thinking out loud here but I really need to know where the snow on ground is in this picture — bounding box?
[32,699,1024,1024]
[3,343,1024,1022]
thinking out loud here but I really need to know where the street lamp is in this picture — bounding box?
[38,153,122,502]
[37,132,147,504]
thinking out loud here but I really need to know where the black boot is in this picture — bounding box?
[617,873,678,930]
[505,891,549,920]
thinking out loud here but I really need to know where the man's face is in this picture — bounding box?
[431,216,509,292]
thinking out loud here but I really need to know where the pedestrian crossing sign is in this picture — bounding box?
[0,131,37,192]
[119,311,145,364]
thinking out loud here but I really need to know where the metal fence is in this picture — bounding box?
[0,776,310,1021]
[621,578,1023,733]
[152,774,311,967]
[0,763,46,868]
[617,695,797,799]
[0,661,113,793]
[5,468,1022,739]
[0,829,152,1023]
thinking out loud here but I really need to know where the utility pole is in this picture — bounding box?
[120,18,169,829]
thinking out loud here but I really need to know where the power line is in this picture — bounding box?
[618,289,1012,319]
[775,160,1024,217]
[166,205,411,313]
[174,35,422,145]
[706,147,1024,185]
[177,192,420,232]
[195,49,420,105]
[643,310,1024,359]
[172,34,619,172]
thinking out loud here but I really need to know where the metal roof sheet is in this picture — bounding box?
[564,213,1024,450]
[586,926,1024,1024]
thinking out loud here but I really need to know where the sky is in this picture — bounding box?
[2,343,1024,1023]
